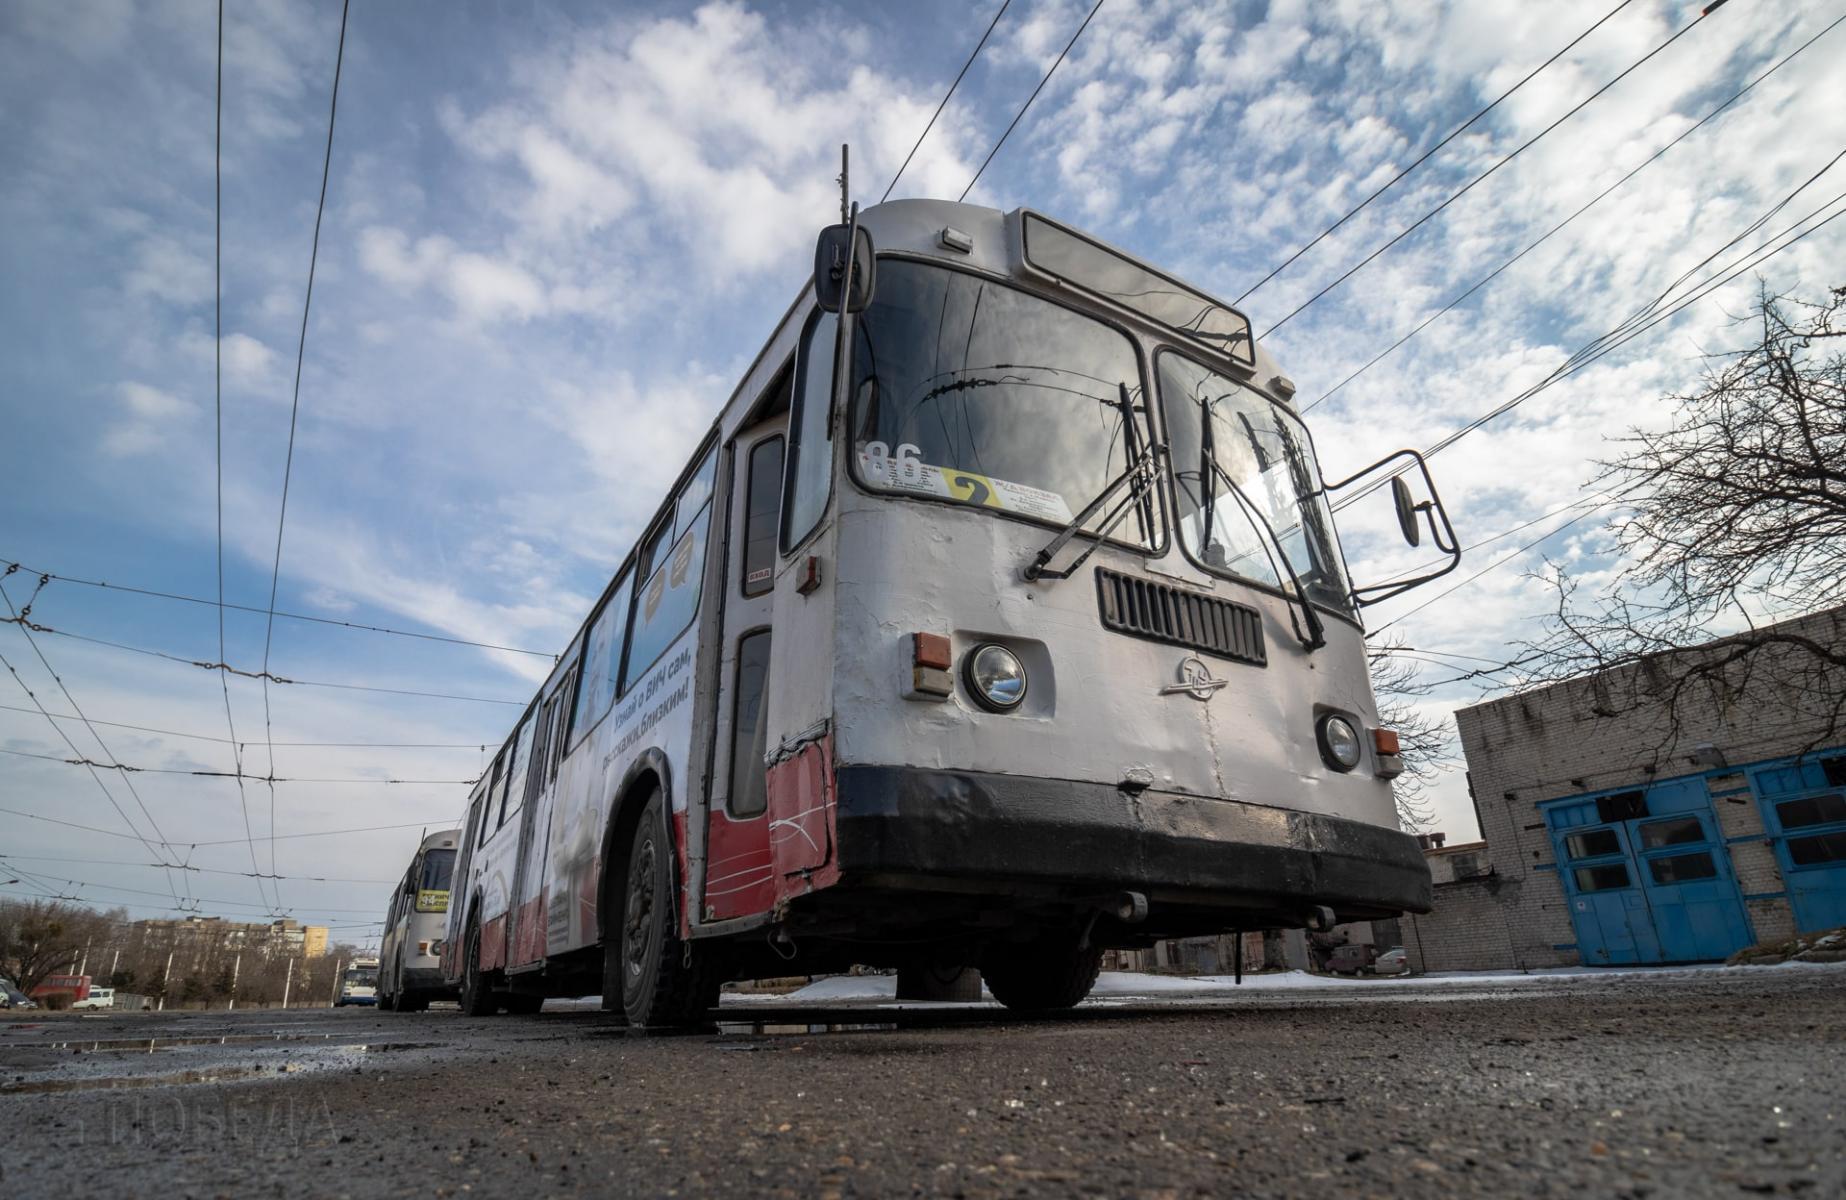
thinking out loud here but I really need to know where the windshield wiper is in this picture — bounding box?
[1023,385,1163,584]
[1205,458,1326,652]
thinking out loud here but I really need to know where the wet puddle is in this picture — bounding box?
[713,1022,898,1037]
[0,1040,441,1094]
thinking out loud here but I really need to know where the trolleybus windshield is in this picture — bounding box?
[847,259,1158,548]
[1158,350,1354,618]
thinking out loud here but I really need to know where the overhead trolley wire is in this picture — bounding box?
[1234,0,1643,306]
[1350,196,1846,629]
[0,703,493,749]
[0,853,395,885]
[883,0,1012,202]
[0,581,189,900]
[0,866,384,916]
[0,608,525,705]
[0,806,452,850]
[211,0,272,916]
[1329,160,1846,518]
[0,558,555,658]
[1258,0,1732,342]
[0,746,477,785]
[959,0,1106,202]
[258,0,352,911]
[1302,11,1846,414]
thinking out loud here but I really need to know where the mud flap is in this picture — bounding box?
[766,732,835,879]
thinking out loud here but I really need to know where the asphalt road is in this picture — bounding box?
[3,967,1841,1198]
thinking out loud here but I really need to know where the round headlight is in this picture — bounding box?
[964,643,1027,711]
[1317,714,1363,772]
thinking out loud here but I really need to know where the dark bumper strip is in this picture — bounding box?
[834,765,1431,915]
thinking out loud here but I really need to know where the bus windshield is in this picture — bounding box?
[419,848,455,893]
[344,967,377,987]
[1158,350,1354,618]
[848,259,1157,548]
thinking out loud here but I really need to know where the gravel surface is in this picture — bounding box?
[2,966,1841,1198]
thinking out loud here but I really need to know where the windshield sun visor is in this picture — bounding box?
[1021,213,1253,366]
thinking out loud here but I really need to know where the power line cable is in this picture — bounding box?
[0,868,383,915]
[1259,0,1730,341]
[0,558,554,658]
[211,0,271,915]
[259,0,352,911]
[0,806,453,849]
[0,854,395,885]
[0,610,524,705]
[0,746,476,785]
[1234,0,1643,306]
[883,0,1012,202]
[1302,11,1846,414]
[0,704,493,749]
[1330,170,1846,516]
[959,0,1105,202]
[0,583,187,902]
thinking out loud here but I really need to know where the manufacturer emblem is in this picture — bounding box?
[1160,655,1228,701]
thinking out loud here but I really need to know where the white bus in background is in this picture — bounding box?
[334,959,379,1007]
[378,829,461,1012]
[441,197,1460,1026]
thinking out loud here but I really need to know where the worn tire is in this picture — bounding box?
[459,918,497,1017]
[614,791,720,1027]
[980,936,1104,1012]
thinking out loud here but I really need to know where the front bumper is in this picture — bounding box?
[833,765,1432,919]
[400,965,451,994]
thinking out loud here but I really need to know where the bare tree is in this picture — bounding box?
[1368,641,1453,831]
[0,898,123,995]
[1512,285,1846,747]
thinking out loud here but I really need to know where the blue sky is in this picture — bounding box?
[3,0,1843,936]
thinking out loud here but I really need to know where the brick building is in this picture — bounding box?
[1405,605,1846,972]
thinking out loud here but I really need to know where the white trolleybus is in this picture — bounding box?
[440,197,1460,1025]
[378,829,461,1011]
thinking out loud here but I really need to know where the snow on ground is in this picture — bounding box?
[541,960,1838,1013]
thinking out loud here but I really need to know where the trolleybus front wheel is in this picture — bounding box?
[609,790,719,1027]
[980,934,1104,1012]
[459,918,497,1017]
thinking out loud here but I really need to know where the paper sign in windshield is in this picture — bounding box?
[858,442,1073,523]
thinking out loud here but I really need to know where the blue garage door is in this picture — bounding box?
[1755,757,1846,932]
[1547,779,1753,965]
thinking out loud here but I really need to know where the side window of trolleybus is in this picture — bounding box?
[783,311,837,551]
[573,574,634,745]
[845,260,1156,546]
[1157,350,1354,617]
[625,447,718,686]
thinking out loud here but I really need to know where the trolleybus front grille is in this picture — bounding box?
[1095,568,1267,667]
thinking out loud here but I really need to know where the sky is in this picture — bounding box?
[2,0,1842,939]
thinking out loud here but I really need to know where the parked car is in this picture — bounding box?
[0,977,37,1010]
[72,986,116,1010]
[1326,944,1378,976]
[1374,947,1410,976]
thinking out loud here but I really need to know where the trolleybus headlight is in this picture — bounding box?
[964,643,1027,711]
[1317,714,1363,772]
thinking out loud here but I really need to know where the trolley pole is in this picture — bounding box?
[281,958,294,1009]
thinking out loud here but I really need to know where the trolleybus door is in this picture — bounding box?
[702,423,785,921]
[508,668,575,970]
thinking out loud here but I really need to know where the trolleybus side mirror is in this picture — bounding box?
[1322,447,1462,607]
[814,223,875,313]
[1391,475,1421,548]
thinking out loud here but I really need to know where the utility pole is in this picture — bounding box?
[157,949,174,1012]
[329,957,343,1006]
[108,948,120,983]
[281,957,295,1009]
[227,954,241,1012]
